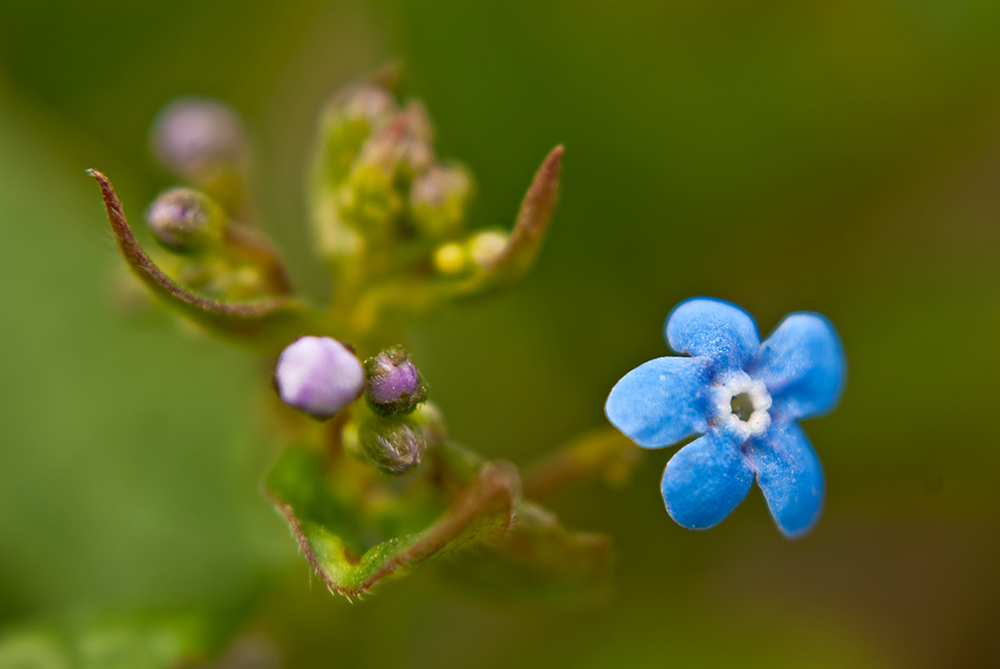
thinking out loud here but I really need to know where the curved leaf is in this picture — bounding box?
[88,170,317,346]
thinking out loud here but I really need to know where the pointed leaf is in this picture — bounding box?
[478,144,563,287]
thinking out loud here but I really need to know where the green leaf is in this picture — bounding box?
[266,446,518,599]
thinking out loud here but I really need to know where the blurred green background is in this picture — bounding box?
[2,0,999,666]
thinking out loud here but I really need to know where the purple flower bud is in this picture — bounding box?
[364,347,429,416]
[146,188,225,254]
[274,337,365,421]
[358,416,425,475]
[151,97,248,182]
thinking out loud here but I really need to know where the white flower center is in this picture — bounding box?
[710,370,772,441]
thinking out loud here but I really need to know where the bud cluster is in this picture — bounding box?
[90,76,573,601]
[272,340,432,476]
[312,84,492,280]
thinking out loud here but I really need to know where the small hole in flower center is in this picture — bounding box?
[730,392,755,421]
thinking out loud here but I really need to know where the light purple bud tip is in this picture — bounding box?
[364,347,428,416]
[152,97,247,177]
[274,337,365,420]
[369,359,419,405]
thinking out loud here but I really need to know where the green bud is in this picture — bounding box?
[433,242,471,277]
[357,415,425,476]
[410,164,473,239]
[146,188,226,254]
[340,164,404,234]
[409,401,447,448]
[319,84,397,185]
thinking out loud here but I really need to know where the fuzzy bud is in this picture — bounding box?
[274,337,364,421]
[146,188,226,254]
[358,416,425,475]
[364,347,428,416]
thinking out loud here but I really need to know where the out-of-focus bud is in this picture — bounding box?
[319,84,397,185]
[336,84,397,123]
[146,188,226,254]
[340,165,403,234]
[357,415,425,475]
[468,229,509,269]
[357,103,434,177]
[410,401,446,447]
[433,242,470,276]
[274,337,364,421]
[364,346,428,416]
[151,98,249,186]
[410,164,473,239]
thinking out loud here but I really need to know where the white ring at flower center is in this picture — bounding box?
[711,371,772,441]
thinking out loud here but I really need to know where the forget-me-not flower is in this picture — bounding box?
[605,298,846,538]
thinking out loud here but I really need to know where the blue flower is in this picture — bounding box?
[605,298,846,538]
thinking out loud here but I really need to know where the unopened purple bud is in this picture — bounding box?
[274,337,364,421]
[152,97,248,181]
[364,346,428,416]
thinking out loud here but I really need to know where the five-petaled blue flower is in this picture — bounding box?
[605,298,846,538]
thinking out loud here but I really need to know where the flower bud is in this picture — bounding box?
[410,164,473,239]
[146,188,226,254]
[274,337,364,421]
[468,229,509,269]
[410,401,446,447]
[364,347,429,416]
[333,84,397,125]
[356,103,434,177]
[319,84,397,184]
[433,242,470,276]
[358,415,425,475]
[341,164,403,234]
[151,97,248,183]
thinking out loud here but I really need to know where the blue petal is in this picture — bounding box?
[749,313,846,420]
[665,298,760,373]
[744,421,824,538]
[661,431,754,529]
[605,356,712,448]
